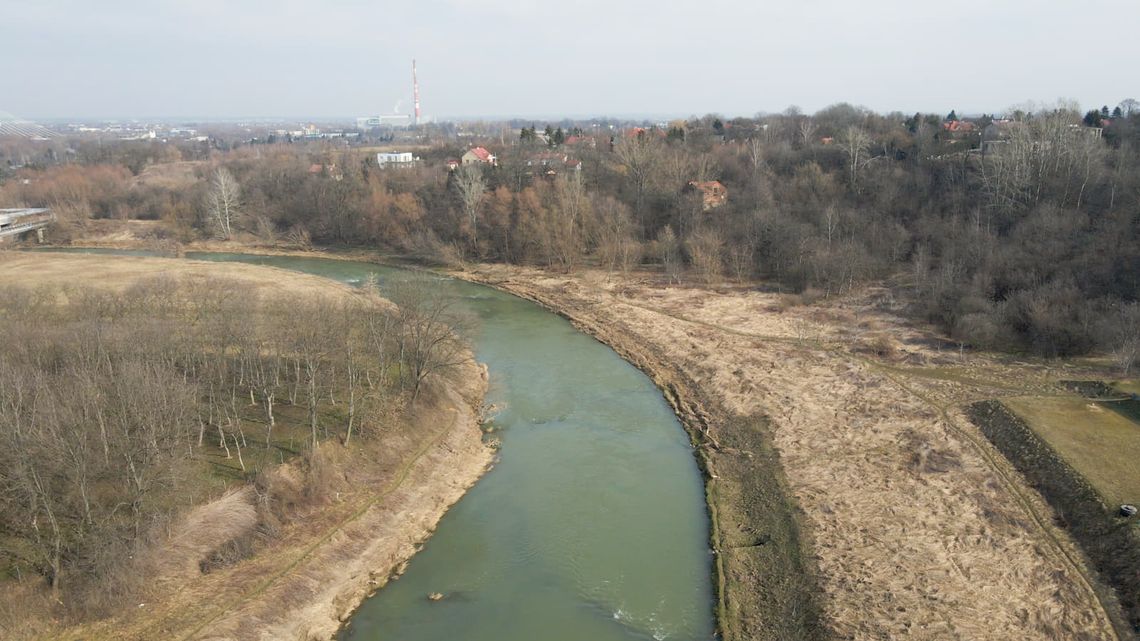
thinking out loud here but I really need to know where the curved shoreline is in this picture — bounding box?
[78,365,492,641]
[443,263,1124,641]
[193,370,492,641]
[29,243,1121,639]
[34,242,823,640]
[445,267,828,641]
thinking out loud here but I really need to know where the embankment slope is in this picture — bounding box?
[458,264,1121,641]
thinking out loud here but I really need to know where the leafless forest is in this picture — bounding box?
[4,103,1138,365]
[0,272,467,617]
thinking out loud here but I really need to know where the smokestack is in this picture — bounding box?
[413,59,421,126]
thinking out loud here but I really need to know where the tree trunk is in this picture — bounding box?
[308,369,318,450]
[232,433,245,472]
[263,392,275,448]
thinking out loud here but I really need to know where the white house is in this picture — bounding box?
[376,152,417,167]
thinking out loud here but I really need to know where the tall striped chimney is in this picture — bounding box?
[413,59,421,126]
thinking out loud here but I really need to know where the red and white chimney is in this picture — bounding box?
[413,59,421,126]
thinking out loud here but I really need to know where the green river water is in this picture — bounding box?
[40,250,716,641]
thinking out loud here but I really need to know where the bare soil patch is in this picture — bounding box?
[133,161,205,189]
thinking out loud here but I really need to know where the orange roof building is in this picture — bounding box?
[461,146,496,165]
[685,180,728,210]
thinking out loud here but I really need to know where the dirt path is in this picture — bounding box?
[457,264,1121,641]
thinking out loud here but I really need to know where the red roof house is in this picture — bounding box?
[461,146,496,165]
[684,180,728,210]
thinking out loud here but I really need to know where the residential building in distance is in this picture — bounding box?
[526,151,582,176]
[376,152,417,167]
[685,180,728,210]
[461,146,496,165]
[307,163,343,180]
[563,135,597,148]
[942,120,977,133]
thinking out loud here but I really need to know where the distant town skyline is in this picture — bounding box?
[2,0,1136,120]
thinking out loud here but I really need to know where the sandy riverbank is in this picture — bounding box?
[0,253,494,641]
[453,263,1124,641]
[61,368,491,641]
[191,366,492,641]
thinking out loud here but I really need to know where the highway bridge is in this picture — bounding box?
[0,208,53,242]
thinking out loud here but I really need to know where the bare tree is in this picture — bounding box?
[247,330,282,448]
[691,154,718,184]
[726,243,753,282]
[688,227,724,284]
[206,167,242,240]
[288,297,337,449]
[1111,302,1140,374]
[660,148,695,192]
[361,274,397,390]
[657,225,682,285]
[388,276,471,403]
[613,133,661,229]
[338,300,372,444]
[746,138,766,177]
[798,118,818,148]
[838,125,871,190]
[454,164,486,253]
[822,206,840,249]
[545,173,589,272]
[286,223,313,250]
[0,274,427,612]
[593,195,640,275]
[979,108,1087,214]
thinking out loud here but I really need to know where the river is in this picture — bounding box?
[43,249,716,641]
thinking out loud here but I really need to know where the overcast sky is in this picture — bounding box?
[2,0,1137,120]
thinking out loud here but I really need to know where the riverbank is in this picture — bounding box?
[185,364,492,641]
[452,263,1123,641]
[17,242,1129,638]
[446,267,827,641]
[48,233,394,264]
[0,253,493,641]
[967,400,1140,634]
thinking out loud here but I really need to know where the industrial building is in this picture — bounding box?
[376,152,417,167]
[357,114,413,129]
[356,60,424,130]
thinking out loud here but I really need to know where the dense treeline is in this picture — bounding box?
[3,100,1139,362]
[0,274,467,613]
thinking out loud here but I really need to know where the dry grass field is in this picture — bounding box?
[1004,396,1140,506]
[1113,380,1140,396]
[459,263,1130,641]
[133,160,205,189]
[0,251,354,297]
